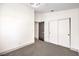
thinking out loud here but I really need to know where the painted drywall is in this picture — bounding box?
[35,13,44,22]
[35,8,79,51]
[34,22,39,39]
[0,3,34,53]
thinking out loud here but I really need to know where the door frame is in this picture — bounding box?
[39,21,44,41]
[48,17,71,48]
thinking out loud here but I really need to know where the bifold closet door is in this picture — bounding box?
[58,19,70,48]
[49,21,58,44]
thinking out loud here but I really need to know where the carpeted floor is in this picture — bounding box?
[1,40,78,56]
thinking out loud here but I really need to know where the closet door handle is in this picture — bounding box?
[68,34,70,36]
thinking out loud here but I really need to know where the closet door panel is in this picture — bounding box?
[49,21,58,44]
[58,19,70,48]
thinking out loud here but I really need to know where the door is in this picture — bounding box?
[49,21,58,44]
[58,18,71,48]
[39,22,44,41]
[49,18,71,48]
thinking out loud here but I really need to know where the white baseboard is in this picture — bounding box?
[70,48,79,55]
[70,48,79,52]
[0,41,34,55]
[76,49,79,55]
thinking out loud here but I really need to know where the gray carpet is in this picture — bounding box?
[1,40,78,56]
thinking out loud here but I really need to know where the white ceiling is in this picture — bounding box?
[33,3,79,13]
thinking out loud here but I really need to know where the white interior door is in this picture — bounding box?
[49,21,58,44]
[58,19,70,48]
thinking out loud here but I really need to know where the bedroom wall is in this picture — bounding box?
[0,3,34,53]
[34,22,39,39]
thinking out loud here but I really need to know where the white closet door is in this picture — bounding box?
[49,21,58,44]
[58,19,70,48]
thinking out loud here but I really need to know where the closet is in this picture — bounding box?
[49,18,71,48]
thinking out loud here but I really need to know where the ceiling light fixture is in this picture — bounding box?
[30,3,40,8]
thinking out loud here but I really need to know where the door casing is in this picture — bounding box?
[39,22,44,41]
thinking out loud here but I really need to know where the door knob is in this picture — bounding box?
[68,34,70,36]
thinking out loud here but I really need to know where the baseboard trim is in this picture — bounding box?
[70,48,79,55]
[0,41,34,56]
[70,48,79,52]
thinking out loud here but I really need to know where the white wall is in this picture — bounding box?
[35,13,44,22]
[0,3,34,53]
[34,22,39,39]
[35,8,79,51]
